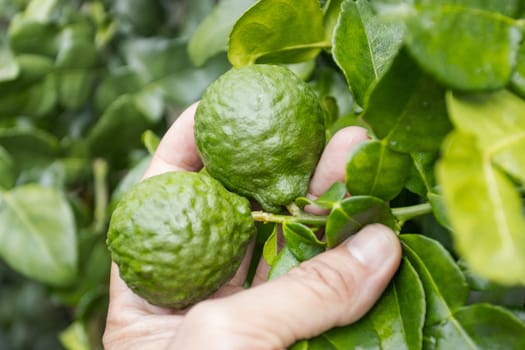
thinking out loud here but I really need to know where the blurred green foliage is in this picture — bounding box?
[0,0,232,348]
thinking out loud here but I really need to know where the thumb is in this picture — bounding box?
[178,224,401,349]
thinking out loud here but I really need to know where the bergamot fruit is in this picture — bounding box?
[195,64,325,213]
[107,171,255,309]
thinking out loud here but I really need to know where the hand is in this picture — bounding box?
[103,103,402,350]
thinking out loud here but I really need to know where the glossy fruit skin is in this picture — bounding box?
[195,64,325,213]
[107,171,255,309]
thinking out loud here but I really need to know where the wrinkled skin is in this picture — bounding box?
[103,103,402,350]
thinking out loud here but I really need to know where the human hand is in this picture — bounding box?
[103,103,402,350]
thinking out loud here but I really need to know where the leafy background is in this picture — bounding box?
[1,0,525,349]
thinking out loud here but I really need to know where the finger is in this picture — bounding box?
[143,102,203,179]
[308,126,369,198]
[178,224,401,349]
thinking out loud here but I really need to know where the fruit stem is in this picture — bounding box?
[93,158,109,234]
[252,202,433,227]
[251,211,328,226]
[392,202,433,226]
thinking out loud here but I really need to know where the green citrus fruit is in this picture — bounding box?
[195,64,325,213]
[107,171,255,309]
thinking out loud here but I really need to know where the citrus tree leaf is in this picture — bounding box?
[120,38,191,83]
[283,222,325,261]
[297,257,425,350]
[511,39,525,97]
[446,89,525,184]
[345,140,411,200]
[427,192,451,230]
[415,0,521,17]
[0,126,59,170]
[141,130,160,155]
[0,55,57,117]
[440,90,525,284]
[437,131,525,285]
[109,155,151,213]
[262,224,279,265]
[363,50,452,152]
[405,5,522,90]
[8,20,60,57]
[0,184,77,286]
[94,68,143,113]
[425,303,525,349]
[322,0,344,43]
[0,146,16,190]
[326,195,396,248]
[188,0,255,66]
[228,0,326,67]
[57,71,96,110]
[295,182,347,209]
[333,0,404,106]
[112,0,166,37]
[86,95,152,161]
[268,245,300,280]
[0,47,20,82]
[405,152,438,198]
[400,234,469,326]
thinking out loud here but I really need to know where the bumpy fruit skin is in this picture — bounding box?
[195,64,325,213]
[107,171,255,309]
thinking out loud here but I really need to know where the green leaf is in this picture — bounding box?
[178,0,216,37]
[333,0,404,106]
[8,18,60,57]
[416,0,522,17]
[345,140,411,200]
[56,22,98,69]
[295,181,347,209]
[326,195,396,248]
[0,47,20,82]
[188,0,255,66]
[446,90,525,185]
[59,321,90,350]
[133,84,165,123]
[112,0,166,36]
[427,191,451,230]
[425,304,525,349]
[0,184,77,286]
[304,257,425,350]
[511,39,525,97]
[228,0,327,67]
[94,68,144,113]
[141,130,160,155]
[156,53,230,107]
[109,155,151,213]
[245,221,275,287]
[87,95,152,162]
[267,245,300,280]
[0,146,16,190]
[57,70,96,110]
[366,258,425,350]
[0,55,57,117]
[437,131,525,285]
[0,126,59,170]
[120,37,191,82]
[363,50,452,152]
[401,234,469,325]
[262,224,279,266]
[405,152,438,198]
[322,0,344,43]
[283,222,325,261]
[405,5,522,90]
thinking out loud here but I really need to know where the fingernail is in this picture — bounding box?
[347,224,396,270]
